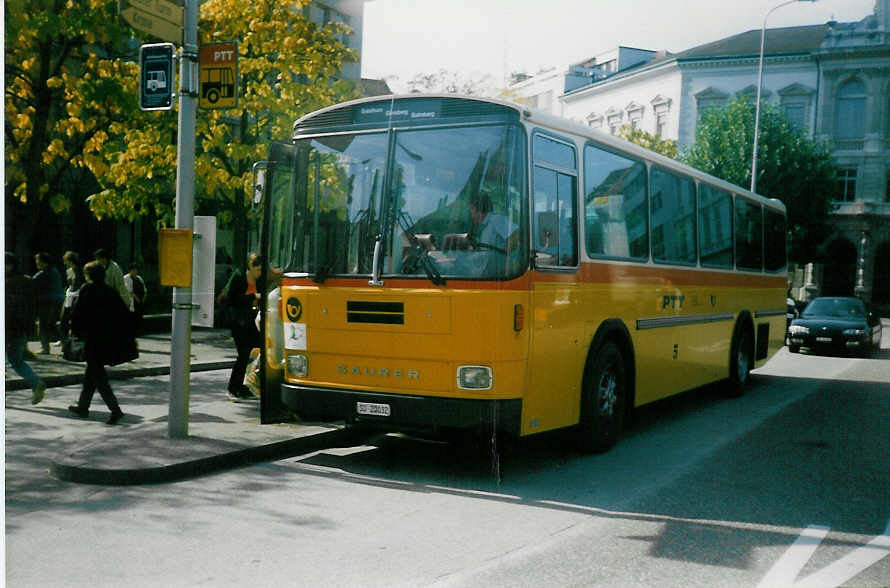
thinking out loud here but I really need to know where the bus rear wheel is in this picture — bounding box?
[727,324,753,397]
[577,341,626,454]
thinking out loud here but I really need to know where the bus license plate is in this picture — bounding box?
[357,402,391,417]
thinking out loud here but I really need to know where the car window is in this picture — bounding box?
[802,298,865,318]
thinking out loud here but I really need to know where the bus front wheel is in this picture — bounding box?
[577,341,626,454]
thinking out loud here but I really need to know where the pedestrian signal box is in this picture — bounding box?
[140,43,175,111]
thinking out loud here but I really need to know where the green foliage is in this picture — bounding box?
[5,0,134,212]
[87,0,360,229]
[682,96,837,262]
[617,125,679,159]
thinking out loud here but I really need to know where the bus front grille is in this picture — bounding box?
[347,301,404,325]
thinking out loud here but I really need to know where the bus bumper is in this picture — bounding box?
[282,383,522,435]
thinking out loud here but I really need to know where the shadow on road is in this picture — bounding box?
[286,373,889,570]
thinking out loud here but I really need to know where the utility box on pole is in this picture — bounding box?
[139,42,175,111]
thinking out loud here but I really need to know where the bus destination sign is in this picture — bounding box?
[354,99,441,124]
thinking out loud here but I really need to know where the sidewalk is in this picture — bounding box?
[5,328,236,391]
[5,328,355,486]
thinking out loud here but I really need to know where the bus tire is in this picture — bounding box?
[577,341,626,454]
[727,321,753,397]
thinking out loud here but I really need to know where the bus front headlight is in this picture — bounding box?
[457,365,492,390]
[287,354,308,378]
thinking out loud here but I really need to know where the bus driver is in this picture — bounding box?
[440,191,517,277]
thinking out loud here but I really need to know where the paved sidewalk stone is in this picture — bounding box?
[5,328,352,485]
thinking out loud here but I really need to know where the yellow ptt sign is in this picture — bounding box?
[199,42,238,109]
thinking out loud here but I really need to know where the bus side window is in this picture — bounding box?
[533,167,578,267]
[533,134,578,268]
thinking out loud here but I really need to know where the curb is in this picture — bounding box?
[5,360,235,391]
[51,427,363,486]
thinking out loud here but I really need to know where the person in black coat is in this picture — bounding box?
[68,261,132,424]
[221,253,265,401]
[32,252,65,353]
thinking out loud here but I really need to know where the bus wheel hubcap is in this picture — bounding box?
[598,371,617,417]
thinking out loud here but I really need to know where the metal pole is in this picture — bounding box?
[169,0,198,438]
[750,16,768,194]
[751,0,818,194]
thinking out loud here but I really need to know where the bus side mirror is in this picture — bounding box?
[252,161,269,208]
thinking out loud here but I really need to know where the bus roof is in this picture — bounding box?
[292,94,786,214]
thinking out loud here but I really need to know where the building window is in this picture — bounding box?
[651,95,672,138]
[694,87,729,122]
[837,168,857,202]
[655,113,668,137]
[587,113,603,129]
[835,79,866,139]
[783,103,806,131]
[778,83,814,134]
[606,108,623,135]
[626,102,644,131]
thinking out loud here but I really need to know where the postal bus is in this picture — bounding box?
[253,94,788,452]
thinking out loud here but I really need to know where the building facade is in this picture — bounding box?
[509,1,890,311]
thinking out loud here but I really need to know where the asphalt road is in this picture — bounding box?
[5,346,889,587]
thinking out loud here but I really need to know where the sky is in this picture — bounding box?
[361,0,877,91]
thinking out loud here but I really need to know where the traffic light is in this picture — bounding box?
[139,43,175,111]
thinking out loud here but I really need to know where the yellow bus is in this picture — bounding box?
[253,94,788,452]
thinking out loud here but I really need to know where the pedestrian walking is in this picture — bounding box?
[32,252,65,354]
[5,253,47,404]
[219,253,265,401]
[124,262,147,321]
[67,261,137,425]
[59,250,85,335]
[93,248,132,310]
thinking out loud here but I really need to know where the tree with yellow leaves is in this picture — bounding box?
[89,0,360,263]
[5,0,135,259]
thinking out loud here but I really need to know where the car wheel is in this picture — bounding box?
[789,345,800,353]
[577,341,626,454]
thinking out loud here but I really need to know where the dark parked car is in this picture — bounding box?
[788,296,882,356]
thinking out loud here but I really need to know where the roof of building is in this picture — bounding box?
[674,24,831,60]
[563,24,833,98]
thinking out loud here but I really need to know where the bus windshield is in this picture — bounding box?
[283,123,527,280]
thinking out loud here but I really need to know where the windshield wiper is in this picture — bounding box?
[312,260,331,284]
[398,212,445,286]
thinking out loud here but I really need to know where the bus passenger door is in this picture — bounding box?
[254,142,300,423]
[525,160,583,435]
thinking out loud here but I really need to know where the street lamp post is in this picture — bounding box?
[750,0,818,194]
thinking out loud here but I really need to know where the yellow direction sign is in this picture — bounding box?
[122,0,182,26]
[199,42,238,109]
[119,0,182,44]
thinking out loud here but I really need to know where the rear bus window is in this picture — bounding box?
[764,207,787,272]
[735,197,763,271]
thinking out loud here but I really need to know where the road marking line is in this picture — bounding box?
[757,525,829,588]
[794,518,890,588]
[759,517,890,588]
